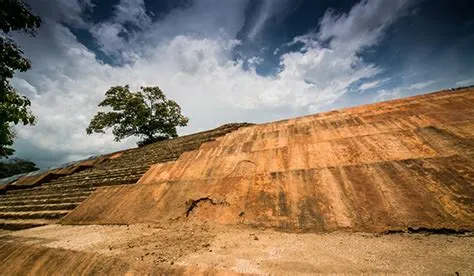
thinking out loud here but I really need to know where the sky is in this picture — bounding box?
[8,0,474,169]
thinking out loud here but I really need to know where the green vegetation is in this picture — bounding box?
[87,85,189,146]
[0,158,39,178]
[0,0,41,157]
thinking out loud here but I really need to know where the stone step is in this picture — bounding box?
[26,183,93,191]
[0,190,93,201]
[0,203,80,212]
[0,229,12,236]
[49,172,144,182]
[0,210,70,220]
[5,187,95,196]
[38,179,139,191]
[0,219,58,230]
[57,166,149,178]
[48,170,147,183]
[0,196,88,206]
[45,174,143,187]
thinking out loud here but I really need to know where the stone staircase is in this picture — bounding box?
[0,123,251,230]
[0,188,94,230]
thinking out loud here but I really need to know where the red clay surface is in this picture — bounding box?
[63,89,474,233]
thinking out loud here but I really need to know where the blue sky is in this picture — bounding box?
[9,0,474,168]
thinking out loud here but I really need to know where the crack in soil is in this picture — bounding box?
[185,197,227,217]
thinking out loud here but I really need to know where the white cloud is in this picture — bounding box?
[455,79,474,87]
[359,79,383,90]
[90,0,151,58]
[12,0,413,168]
[407,80,436,90]
[246,0,295,41]
[11,78,38,99]
[114,0,150,27]
[90,23,126,55]
[26,0,93,27]
[247,56,264,67]
[375,80,436,102]
[318,0,412,53]
[247,0,271,41]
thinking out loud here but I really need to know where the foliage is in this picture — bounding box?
[0,0,41,157]
[136,135,170,147]
[0,158,39,178]
[87,85,189,146]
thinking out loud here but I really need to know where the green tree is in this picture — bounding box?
[0,158,39,178]
[87,85,189,146]
[1,0,41,157]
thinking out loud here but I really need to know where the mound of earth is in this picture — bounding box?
[63,88,474,233]
[1,88,473,275]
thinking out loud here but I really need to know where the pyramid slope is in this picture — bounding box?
[0,124,250,230]
[62,88,474,233]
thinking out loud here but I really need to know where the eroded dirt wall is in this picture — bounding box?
[63,89,474,233]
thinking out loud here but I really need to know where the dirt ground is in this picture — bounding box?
[3,222,473,275]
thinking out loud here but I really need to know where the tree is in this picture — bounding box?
[1,0,41,157]
[0,158,39,178]
[87,85,189,146]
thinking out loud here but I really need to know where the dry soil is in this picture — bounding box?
[3,222,473,275]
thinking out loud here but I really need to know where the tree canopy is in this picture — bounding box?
[87,85,189,146]
[0,158,39,179]
[0,0,41,157]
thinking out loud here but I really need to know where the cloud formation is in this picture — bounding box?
[318,0,413,52]
[375,80,437,102]
[359,79,383,91]
[11,0,422,167]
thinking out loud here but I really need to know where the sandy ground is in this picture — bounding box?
[3,222,473,275]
